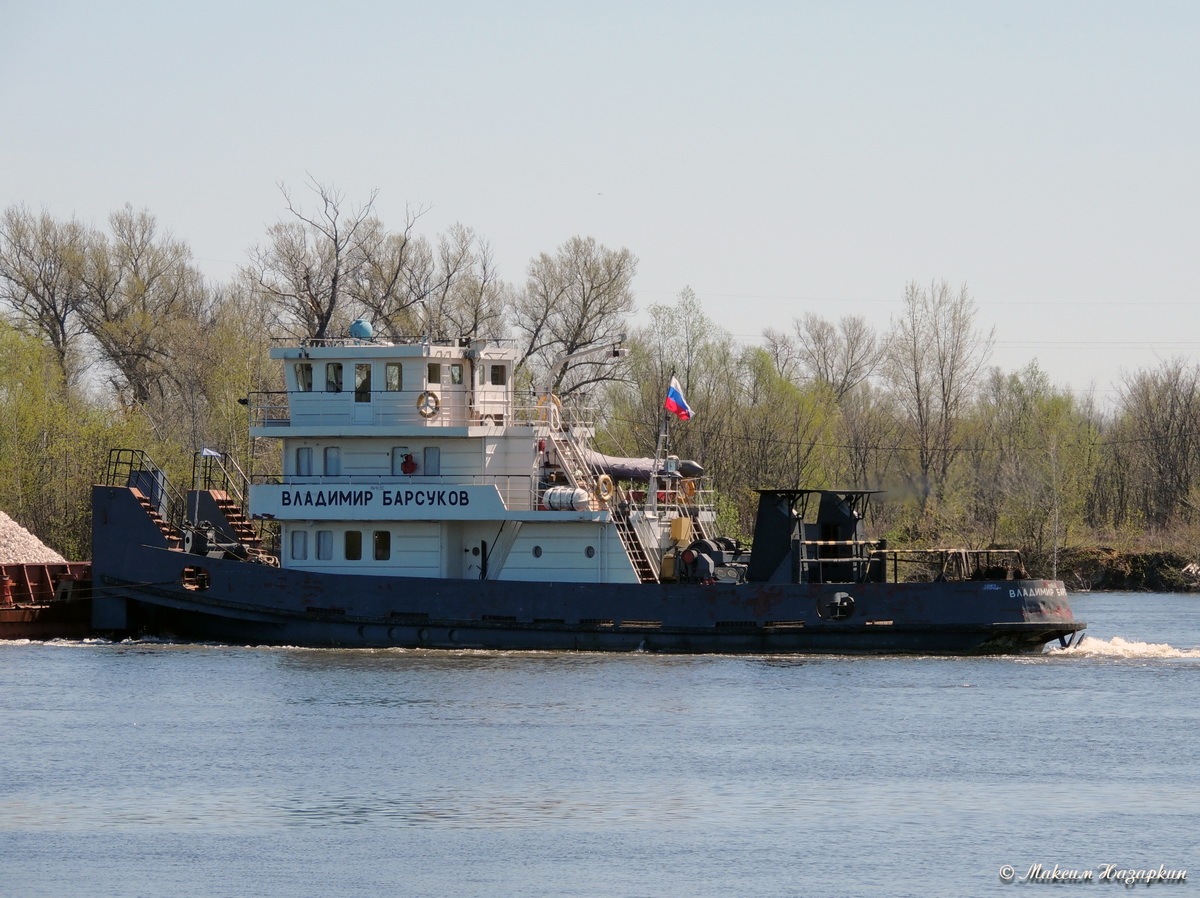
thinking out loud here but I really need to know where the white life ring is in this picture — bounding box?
[596,474,615,502]
[417,391,440,418]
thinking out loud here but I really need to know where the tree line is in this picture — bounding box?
[1,182,1198,566]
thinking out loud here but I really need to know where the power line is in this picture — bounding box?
[608,416,1200,456]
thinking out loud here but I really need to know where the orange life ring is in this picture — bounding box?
[596,474,615,501]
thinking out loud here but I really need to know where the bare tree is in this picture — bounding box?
[247,179,377,340]
[762,326,802,382]
[0,205,89,381]
[76,205,208,409]
[423,227,509,341]
[1114,358,1200,527]
[344,205,429,338]
[791,312,884,400]
[512,236,637,396]
[884,280,994,510]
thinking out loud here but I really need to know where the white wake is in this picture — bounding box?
[1048,634,1200,659]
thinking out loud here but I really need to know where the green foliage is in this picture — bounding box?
[0,322,147,556]
[4,199,1200,568]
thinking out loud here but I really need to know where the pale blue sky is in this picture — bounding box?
[3,0,1197,401]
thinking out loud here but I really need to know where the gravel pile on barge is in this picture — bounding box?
[0,511,66,564]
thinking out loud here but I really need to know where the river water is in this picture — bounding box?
[2,592,1197,897]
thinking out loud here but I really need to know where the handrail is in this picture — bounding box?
[104,449,189,533]
[246,389,602,431]
[192,450,252,516]
[794,542,1027,584]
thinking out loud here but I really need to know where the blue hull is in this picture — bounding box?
[92,486,1085,654]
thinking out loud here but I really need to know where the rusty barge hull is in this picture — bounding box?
[0,562,92,640]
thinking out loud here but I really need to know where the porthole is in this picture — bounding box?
[532,546,543,558]
[585,546,596,558]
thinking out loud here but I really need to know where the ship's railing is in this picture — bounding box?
[246,389,599,432]
[620,480,715,524]
[795,541,1028,584]
[874,548,1028,583]
[192,450,251,513]
[288,335,521,349]
[103,449,189,532]
[249,391,290,426]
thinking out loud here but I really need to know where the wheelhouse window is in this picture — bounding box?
[427,363,441,384]
[324,447,341,476]
[450,363,463,385]
[290,530,308,560]
[325,363,343,392]
[296,447,313,476]
[345,530,362,561]
[316,530,333,560]
[355,363,371,402]
[294,362,313,392]
[490,364,507,386]
[373,530,391,561]
[385,362,402,391]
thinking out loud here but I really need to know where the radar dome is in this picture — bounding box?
[348,319,374,340]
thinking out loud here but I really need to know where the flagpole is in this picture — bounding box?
[650,370,674,515]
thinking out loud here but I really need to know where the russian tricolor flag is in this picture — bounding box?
[663,376,693,421]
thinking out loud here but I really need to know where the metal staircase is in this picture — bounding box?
[549,425,660,584]
[192,450,266,550]
[613,503,659,583]
[206,490,263,550]
[129,487,184,548]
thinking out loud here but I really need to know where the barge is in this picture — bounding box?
[0,562,92,640]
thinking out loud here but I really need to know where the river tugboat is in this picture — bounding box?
[90,325,1084,653]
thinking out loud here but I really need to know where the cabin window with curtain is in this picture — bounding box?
[294,363,313,392]
[423,446,440,476]
[345,530,362,561]
[290,530,308,560]
[325,363,343,392]
[355,364,371,402]
[427,363,441,384]
[490,364,507,386]
[316,530,333,560]
[385,362,402,391]
[324,447,341,476]
[450,363,463,385]
[296,447,313,476]
[373,530,391,561]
